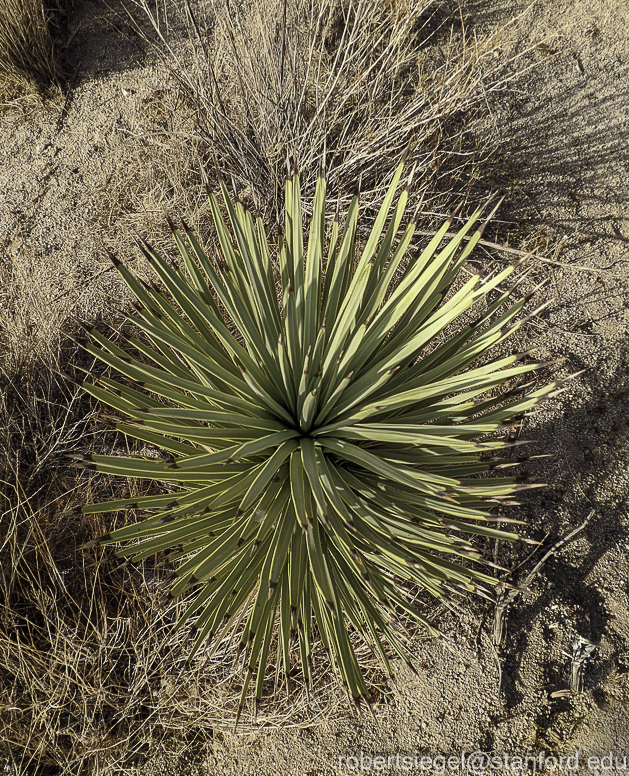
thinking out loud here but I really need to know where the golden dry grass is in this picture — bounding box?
[0,0,69,104]
[126,0,524,224]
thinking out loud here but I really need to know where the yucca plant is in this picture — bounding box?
[74,157,563,717]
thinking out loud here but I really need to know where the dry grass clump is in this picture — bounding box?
[123,0,525,228]
[0,0,69,104]
[94,0,533,299]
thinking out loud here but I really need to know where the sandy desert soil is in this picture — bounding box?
[1,0,628,773]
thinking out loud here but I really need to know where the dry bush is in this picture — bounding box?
[0,0,69,104]
[97,0,535,306]
[122,0,528,229]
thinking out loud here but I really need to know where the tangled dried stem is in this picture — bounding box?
[124,0,525,225]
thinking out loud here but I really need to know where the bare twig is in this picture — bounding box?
[492,510,594,648]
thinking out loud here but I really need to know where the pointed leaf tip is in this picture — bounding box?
[105,250,122,268]
[353,173,363,198]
